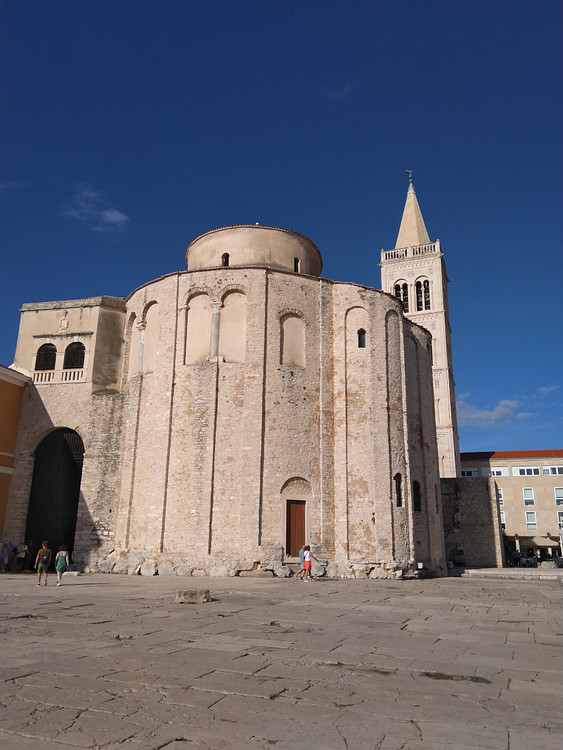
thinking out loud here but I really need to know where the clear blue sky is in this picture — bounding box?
[1,0,562,452]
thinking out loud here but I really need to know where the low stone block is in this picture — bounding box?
[369,567,388,579]
[175,589,211,604]
[140,559,157,576]
[239,568,274,577]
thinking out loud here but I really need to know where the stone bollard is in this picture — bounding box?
[175,589,211,604]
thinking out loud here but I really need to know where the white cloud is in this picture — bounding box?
[538,385,560,395]
[60,184,102,222]
[324,83,356,100]
[0,179,32,200]
[457,397,519,427]
[60,183,129,233]
[95,208,130,231]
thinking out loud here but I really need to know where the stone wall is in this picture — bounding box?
[441,477,504,568]
[6,261,447,578]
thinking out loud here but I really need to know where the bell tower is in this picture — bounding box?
[380,172,460,478]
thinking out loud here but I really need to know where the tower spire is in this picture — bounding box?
[395,170,430,248]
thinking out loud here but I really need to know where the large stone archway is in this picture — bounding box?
[25,429,84,561]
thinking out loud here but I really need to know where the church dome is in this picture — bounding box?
[185,224,323,276]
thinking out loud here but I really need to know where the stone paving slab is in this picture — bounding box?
[1,572,562,750]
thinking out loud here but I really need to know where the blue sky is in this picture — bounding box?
[1,0,562,452]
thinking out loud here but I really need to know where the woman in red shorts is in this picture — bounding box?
[302,545,318,582]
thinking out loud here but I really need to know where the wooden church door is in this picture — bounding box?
[286,500,305,557]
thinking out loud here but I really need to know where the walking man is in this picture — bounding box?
[35,541,51,587]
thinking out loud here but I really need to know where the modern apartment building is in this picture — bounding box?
[460,450,563,555]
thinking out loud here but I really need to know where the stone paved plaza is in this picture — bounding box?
[1,572,561,750]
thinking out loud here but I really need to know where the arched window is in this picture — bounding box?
[294,257,300,273]
[218,291,247,363]
[423,280,430,310]
[395,282,409,312]
[416,281,423,311]
[63,342,85,369]
[126,313,140,381]
[35,343,57,371]
[394,473,402,507]
[416,280,431,311]
[185,293,212,364]
[280,313,305,366]
[401,283,409,312]
[357,328,366,348]
[221,253,230,267]
[413,480,422,512]
[142,303,159,373]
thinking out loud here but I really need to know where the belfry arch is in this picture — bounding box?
[25,429,85,560]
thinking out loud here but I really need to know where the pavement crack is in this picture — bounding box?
[0,613,47,621]
[414,670,492,684]
[335,725,350,750]
[410,719,423,741]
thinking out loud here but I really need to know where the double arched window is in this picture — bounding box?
[395,280,431,313]
[34,341,86,378]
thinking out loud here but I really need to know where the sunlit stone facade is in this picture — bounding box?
[6,223,448,577]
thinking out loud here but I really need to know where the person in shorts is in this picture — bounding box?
[296,545,306,580]
[302,545,318,582]
[35,541,52,586]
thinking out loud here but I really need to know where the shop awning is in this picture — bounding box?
[518,536,559,549]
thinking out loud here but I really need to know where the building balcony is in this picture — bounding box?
[33,368,86,384]
[381,241,440,262]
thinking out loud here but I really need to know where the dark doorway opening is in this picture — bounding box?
[25,429,84,565]
[286,499,306,557]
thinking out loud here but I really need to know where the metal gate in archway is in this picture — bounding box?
[25,428,84,563]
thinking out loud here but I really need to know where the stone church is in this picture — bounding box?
[5,179,488,578]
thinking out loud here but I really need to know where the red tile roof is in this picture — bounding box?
[461,449,563,461]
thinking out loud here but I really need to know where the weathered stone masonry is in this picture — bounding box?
[7,224,449,577]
